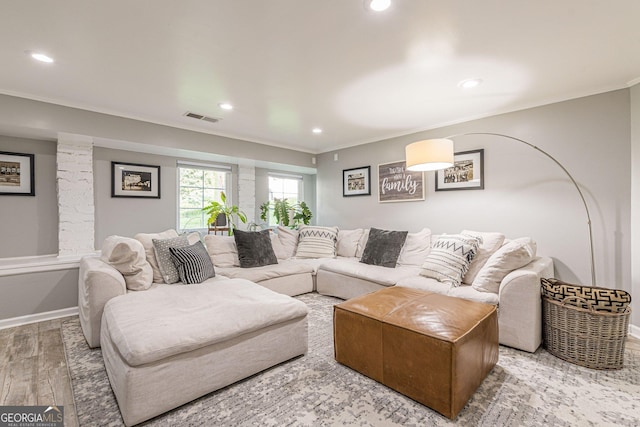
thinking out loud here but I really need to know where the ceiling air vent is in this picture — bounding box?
[183,111,220,123]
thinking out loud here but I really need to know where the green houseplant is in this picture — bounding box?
[202,191,247,235]
[259,199,312,228]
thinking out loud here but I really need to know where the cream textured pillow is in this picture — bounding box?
[337,229,364,258]
[472,237,537,294]
[203,234,240,267]
[461,230,505,284]
[134,229,179,283]
[101,235,153,291]
[419,234,481,287]
[275,226,299,259]
[355,229,370,259]
[397,228,432,267]
[295,226,338,259]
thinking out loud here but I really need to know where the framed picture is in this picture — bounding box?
[111,161,161,198]
[378,160,425,202]
[343,166,371,197]
[0,151,35,196]
[435,149,484,191]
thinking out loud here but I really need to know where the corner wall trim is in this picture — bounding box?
[630,324,640,340]
[0,306,79,330]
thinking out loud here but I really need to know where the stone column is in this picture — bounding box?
[238,161,256,229]
[57,133,95,257]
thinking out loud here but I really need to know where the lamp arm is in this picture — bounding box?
[447,132,596,286]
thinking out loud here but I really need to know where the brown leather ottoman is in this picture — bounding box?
[334,287,498,419]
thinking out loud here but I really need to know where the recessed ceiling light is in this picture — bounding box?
[458,78,483,89]
[219,102,233,110]
[312,128,323,134]
[366,0,391,12]
[30,52,54,63]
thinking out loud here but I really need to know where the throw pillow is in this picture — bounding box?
[152,236,190,284]
[461,230,505,284]
[169,241,215,284]
[360,228,409,268]
[295,226,339,259]
[355,229,370,259]
[134,229,179,283]
[420,234,482,287]
[396,228,432,267]
[472,237,537,294]
[233,229,278,268]
[100,235,153,291]
[204,235,240,267]
[275,226,299,259]
[336,229,365,258]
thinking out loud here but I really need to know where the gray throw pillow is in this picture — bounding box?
[233,229,278,268]
[152,235,189,284]
[169,241,215,284]
[360,227,408,268]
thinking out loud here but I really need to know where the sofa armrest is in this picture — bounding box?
[78,255,127,348]
[497,256,554,352]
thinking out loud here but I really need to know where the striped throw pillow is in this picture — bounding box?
[169,241,215,284]
[295,226,339,259]
[420,234,481,287]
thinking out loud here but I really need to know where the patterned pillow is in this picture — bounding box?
[152,236,189,284]
[419,234,481,287]
[295,226,339,259]
[360,228,408,268]
[169,241,216,284]
[541,278,631,313]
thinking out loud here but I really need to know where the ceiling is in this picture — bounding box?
[1,1,639,154]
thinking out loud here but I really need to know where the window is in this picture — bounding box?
[178,163,231,230]
[267,174,303,225]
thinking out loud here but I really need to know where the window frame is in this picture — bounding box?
[266,172,304,226]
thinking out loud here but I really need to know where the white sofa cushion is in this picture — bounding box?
[275,226,299,259]
[134,229,179,283]
[102,278,308,366]
[355,229,370,258]
[295,226,338,258]
[420,234,482,287]
[472,237,537,294]
[319,258,419,286]
[100,236,153,291]
[397,228,432,267]
[336,229,364,258]
[204,234,240,267]
[216,259,314,283]
[396,276,499,305]
[461,230,505,284]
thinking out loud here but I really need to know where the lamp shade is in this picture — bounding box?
[405,139,454,171]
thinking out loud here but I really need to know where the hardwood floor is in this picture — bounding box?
[0,317,639,427]
[0,317,78,427]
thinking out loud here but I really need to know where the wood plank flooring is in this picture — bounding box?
[0,317,78,427]
[0,316,639,427]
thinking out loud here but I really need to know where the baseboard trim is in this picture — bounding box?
[0,306,79,330]
[630,324,640,340]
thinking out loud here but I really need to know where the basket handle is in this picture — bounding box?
[561,295,595,312]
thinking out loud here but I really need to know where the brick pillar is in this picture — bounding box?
[238,161,256,229]
[57,133,95,257]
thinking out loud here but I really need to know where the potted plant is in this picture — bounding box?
[259,199,312,228]
[202,191,247,235]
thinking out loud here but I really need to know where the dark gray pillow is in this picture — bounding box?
[233,229,278,268]
[360,227,408,268]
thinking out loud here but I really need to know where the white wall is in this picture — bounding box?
[630,83,640,329]
[317,90,632,308]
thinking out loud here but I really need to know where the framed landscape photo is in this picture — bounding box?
[378,160,425,202]
[343,166,371,197]
[0,151,35,196]
[435,149,484,191]
[111,161,161,198]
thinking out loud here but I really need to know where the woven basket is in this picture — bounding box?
[542,295,630,369]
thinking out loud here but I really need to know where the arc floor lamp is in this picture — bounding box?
[405,132,596,286]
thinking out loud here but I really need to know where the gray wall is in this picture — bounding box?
[631,83,640,328]
[0,136,58,257]
[316,90,631,299]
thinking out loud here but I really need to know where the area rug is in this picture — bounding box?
[62,293,640,426]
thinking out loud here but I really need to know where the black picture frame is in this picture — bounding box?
[111,161,161,198]
[435,149,484,191]
[0,151,35,196]
[343,166,371,197]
